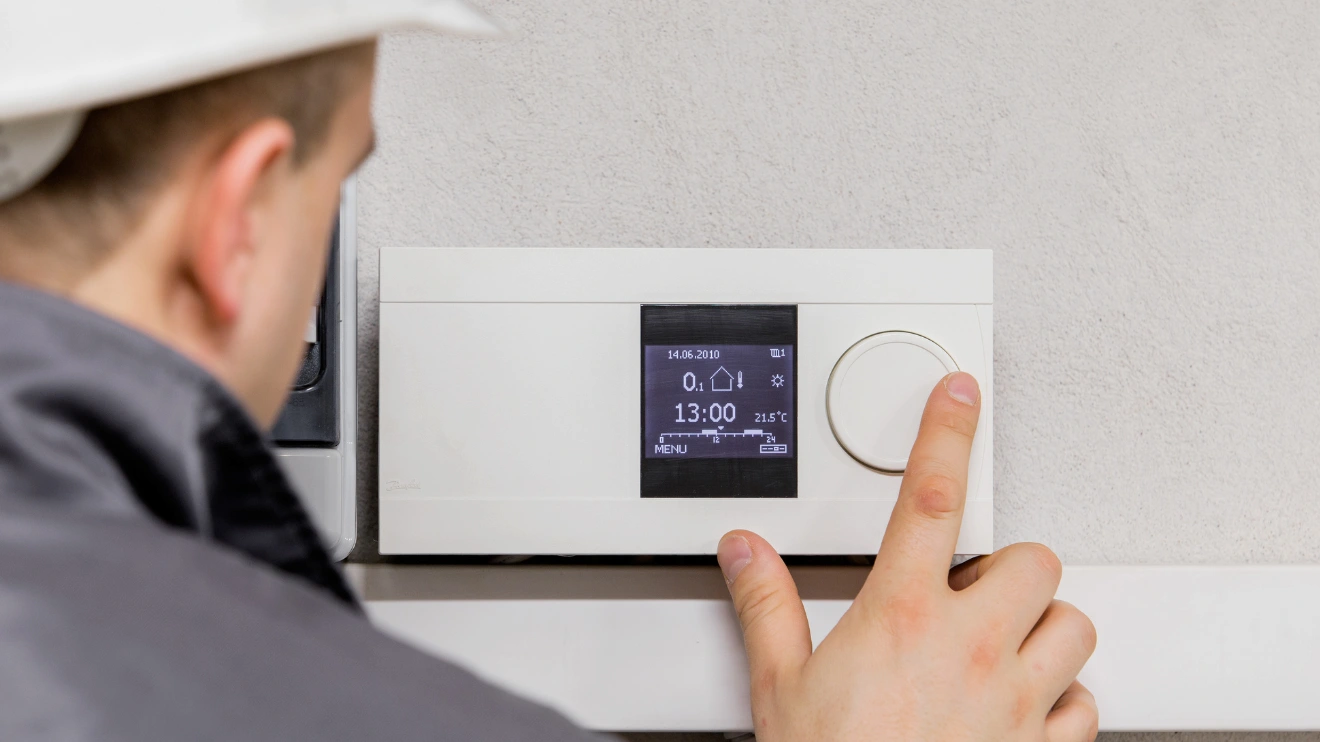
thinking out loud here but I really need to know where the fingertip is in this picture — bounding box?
[943,371,980,407]
[717,531,754,585]
[915,373,981,445]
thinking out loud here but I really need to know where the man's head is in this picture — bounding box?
[0,43,377,426]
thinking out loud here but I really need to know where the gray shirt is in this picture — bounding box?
[0,281,605,742]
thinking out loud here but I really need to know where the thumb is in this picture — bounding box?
[718,530,812,694]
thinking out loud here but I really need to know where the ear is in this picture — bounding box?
[188,119,296,324]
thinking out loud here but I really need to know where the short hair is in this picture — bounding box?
[0,42,374,276]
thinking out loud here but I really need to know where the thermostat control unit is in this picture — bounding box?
[378,248,991,556]
[272,184,357,560]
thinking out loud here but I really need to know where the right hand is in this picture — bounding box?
[717,372,1098,741]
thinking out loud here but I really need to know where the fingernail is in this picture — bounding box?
[717,534,753,585]
[944,372,979,406]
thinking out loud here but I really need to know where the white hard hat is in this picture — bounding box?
[0,0,503,202]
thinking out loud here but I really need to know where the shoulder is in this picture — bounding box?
[0,507,603,742]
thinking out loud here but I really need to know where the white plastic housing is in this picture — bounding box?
[275,181,357,561]
[377,248,992,555]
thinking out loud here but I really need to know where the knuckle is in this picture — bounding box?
[1010,687,1033,728]
[749,665,779,700]
[1058,601,1099,654]
[875,591,935,638]
[1083,701,1100,741]
[967,632,1004,676]
[1016,542,1063,583]
[964,612,1012,678]
[905,470,964,519]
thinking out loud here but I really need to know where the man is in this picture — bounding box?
[0,2,1097,740]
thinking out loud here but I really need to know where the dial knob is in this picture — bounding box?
[826,332,958,473]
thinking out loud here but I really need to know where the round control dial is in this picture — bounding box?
[826,332,958,473]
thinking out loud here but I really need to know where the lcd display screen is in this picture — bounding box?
[643,345,794,459]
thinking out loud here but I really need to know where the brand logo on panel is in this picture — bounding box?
[385,479,422,492]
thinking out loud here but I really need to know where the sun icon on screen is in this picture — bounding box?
[771,374,785,388]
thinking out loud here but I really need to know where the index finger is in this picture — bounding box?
[867,371,982,592]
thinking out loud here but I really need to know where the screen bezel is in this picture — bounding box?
[640,304,798,498]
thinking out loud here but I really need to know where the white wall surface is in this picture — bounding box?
[351,1,1320,737]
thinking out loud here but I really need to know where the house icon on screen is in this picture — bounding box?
[710,366,734,392]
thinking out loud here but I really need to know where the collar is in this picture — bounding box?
[0,280,356,606]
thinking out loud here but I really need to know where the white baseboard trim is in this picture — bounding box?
[355,565,1320,732]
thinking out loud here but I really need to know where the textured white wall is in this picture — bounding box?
[352,0,1320,736]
